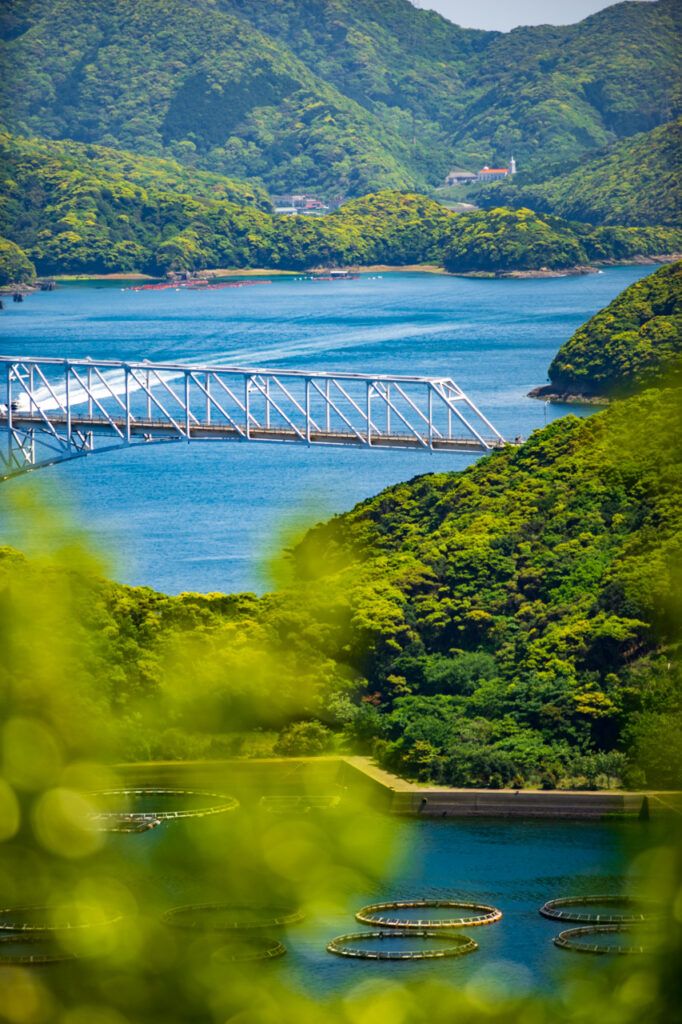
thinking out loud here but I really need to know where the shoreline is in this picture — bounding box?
[527,384,610,405]
[17,253,679,288]
[451,265,598,280]
[49,264,447,282]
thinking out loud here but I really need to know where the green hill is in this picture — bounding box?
[0,0,429,195]
[2,132,681,278]
[484,118,682,227]
[542,260,682,399]
[1,0,680,196]
[3,384,680,787]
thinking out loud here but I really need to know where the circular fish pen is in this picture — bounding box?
[0,933,78,965]
[539,895,660,924]
[89,788,239,831]
[355,900,501,929]
[0,904,122,934]
[211,936,287,962]
[553,924,655,955]
[327,929,478,960]
[90,813,163,833]
[162,903,304,931]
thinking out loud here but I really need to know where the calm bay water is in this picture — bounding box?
[0,266,654,594]
[109,803,656,998]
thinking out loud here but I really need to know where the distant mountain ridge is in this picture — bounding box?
[1,0,680,196]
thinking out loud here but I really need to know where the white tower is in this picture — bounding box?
[510,154,517,175]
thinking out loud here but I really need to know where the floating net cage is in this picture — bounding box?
[0,904,122,966]
[355,900,502,929]
[0,904,122,933]
[259,795,341,814]
[539,895,661,924]
[162,903,304,931]
[553,924,656,955]
[0,933,77,966]
[326,929,478,960]
[89,788,239,832]
[211,936,287,962]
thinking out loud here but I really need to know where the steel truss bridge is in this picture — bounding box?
[0,356,508,480]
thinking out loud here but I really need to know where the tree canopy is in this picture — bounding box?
[547,260,682,397]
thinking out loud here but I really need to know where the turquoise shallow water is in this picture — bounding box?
[0,266,654,594]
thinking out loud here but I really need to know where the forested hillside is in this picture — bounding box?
[0,0,428,195]
[3,384,681,788]
[2,132,681,279]
[1,0,680,195]
[544,260,682,398]
[485,118,682,227]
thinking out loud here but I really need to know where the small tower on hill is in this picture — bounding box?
[510,154,517,175]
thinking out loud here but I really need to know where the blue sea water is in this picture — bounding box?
[108,800,658,999]
[0,266,655,594]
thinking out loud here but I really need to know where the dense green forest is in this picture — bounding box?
[0,235,35,284]
[2,132,681,280]
[1,0,680,194]
[545,260,682,398]
[484,118,682,227]
[3,382,680,789]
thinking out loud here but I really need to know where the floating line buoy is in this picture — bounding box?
[355,899,501,929]
[326,929,478,960]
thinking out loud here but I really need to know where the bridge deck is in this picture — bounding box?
[0,413,500,453]
[0,357,509,476]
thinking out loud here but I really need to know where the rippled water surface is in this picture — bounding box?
[0,266,653,593]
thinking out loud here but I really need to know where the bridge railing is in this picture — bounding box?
[0,357,507,478]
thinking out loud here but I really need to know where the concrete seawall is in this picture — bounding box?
[114,756,682,820]
[340,757,682,820]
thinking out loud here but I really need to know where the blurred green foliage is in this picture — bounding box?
[0,405,681,1023]
[1,285,682,1024]
[548,261,682,397]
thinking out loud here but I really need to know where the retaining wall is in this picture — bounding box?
[113,757,682,820]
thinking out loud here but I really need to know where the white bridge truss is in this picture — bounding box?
[0,356,507,479]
